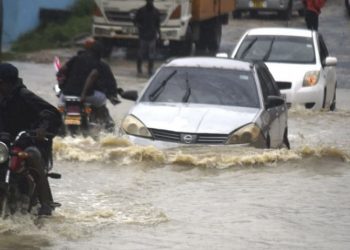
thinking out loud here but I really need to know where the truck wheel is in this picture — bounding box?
[170,40,193,56]
[233,10,242,19]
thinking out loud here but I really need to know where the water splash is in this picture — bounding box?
[53,135,350,168]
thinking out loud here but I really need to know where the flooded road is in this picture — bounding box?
[1,0,350,249]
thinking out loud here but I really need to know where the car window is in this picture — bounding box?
[141,67,260,108]
[235,35,316,64]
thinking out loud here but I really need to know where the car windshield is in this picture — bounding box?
[235,35,315,64]
[141,67,260,108]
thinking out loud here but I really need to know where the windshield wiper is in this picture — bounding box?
[240,37,258,59]
[149,70,177,102]
[182,72,191,103]
[263,37,275,61]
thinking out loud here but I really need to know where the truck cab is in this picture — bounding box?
[92,0,235,56]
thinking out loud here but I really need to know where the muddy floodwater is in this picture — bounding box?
[1,1,350,249]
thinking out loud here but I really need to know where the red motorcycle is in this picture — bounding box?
[0,131,61,218]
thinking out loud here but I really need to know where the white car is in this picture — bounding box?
[231,27,337,111]
[234,0,305,19]
[121,57,289,149]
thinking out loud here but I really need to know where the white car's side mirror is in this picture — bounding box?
[216,53,229,58]
[324,57,337,67]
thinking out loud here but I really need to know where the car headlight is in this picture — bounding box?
[0,142,9,164]
[226,124,262,145]
[303,70,320,87]
[121,115,152,138]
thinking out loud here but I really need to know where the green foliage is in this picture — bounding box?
[12,0,94,52]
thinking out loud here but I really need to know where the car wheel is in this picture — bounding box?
[322,87,327,109]
[282,128,290,149]
[330,83,337,111]
[266,134,271,149]
[250,10,258,18]
[346,0,350,15]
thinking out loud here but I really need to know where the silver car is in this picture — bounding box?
[121,57,290,149]
[234,0,305,19]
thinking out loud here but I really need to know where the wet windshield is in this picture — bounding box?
[141,67,260,108]
[235,35,316,64]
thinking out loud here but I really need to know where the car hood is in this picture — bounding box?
[265,62,319,84]
[129,103,260,134]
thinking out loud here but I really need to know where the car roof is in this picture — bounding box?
[244,27,314,38]
[165,57,253,71]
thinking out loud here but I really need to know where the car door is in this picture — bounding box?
[317,34,337,107]
[257,63,286,147]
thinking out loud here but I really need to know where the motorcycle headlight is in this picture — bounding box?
[121,115,152,138]
[303,70,320,87]
[226,124,262,145]
[0,142,9,164]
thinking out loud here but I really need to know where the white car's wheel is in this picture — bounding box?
[330,83,337,111]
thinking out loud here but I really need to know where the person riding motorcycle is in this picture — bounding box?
[0,63,62,216]
[57,40,119,131]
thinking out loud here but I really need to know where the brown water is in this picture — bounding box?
[1,1,350,248]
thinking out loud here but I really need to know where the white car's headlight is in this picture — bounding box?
[227,124,262,145]
[303,70,320,87]
[121,115,152,138]
[0,142,9,164]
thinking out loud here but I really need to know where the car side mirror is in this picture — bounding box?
[323,56,337,67]
[266,95,285,109]
[216,52,229,58]
[120,90,138,101]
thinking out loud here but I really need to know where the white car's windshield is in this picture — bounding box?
[141,67,260,108]
[235,35,315,64]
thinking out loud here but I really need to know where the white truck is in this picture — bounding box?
[92,0,235,56]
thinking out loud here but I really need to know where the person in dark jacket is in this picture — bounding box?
[57,40,119,131]
[57,41,107,108]
[134,0,161,77]
[0,63,62,216]
[303,0,326,31]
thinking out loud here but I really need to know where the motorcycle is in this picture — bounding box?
[53,57,138,137]
[0,131,61,219]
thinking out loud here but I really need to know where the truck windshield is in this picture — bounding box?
[235,35,316,64]
[141,67,260,108]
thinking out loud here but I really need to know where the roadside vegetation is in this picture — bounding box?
[12,0,94,52]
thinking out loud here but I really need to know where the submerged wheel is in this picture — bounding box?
[330,83,337,111]
[283,128,290,149]
[266,134,271,149]
[322,87,327,109]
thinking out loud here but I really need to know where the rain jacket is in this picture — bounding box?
[0,79,62,166]
[303,0,326,14]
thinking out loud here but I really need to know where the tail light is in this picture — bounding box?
[58,106,65,113]
[170,5,181,19]
[84,106,92,114]
[93,3,103,17]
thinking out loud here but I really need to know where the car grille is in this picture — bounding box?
[105,10,167,23]
[149,128,228,144]
[276,81,292,90]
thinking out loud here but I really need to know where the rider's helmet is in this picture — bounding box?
[0,63,19,84]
